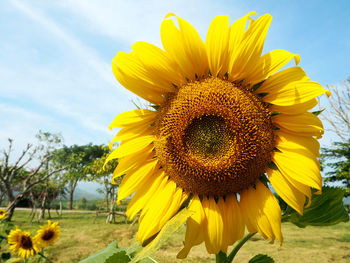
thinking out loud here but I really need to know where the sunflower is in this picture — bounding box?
[106,12,329,257]
[0,209,6,219]
[34,220,60,247]
[8,227,39,258]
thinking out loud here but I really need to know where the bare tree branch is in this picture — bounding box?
[321,78,350,142]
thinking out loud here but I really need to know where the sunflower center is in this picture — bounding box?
[42,230,54,241]
[154,77,275,197]
[21,235,33,249]
[184,115,232,160]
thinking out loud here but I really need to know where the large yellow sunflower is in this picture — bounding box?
[8,227,39,258]
[34,220,60,247]
[106,12,329,257]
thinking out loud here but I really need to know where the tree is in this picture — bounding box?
[322,140,350,196]
[85,147,120,223]
[321,78,350,196]
[0,138,65,221]
[322,78,350,141]
[53,144,105,210]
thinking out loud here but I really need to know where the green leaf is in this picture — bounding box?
[248,254,274,263]
[282,187,349,227]
[79,241,121,263]
[131,208,194,263]
[105,251,131,263]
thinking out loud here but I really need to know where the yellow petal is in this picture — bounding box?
[257,67,329,106]
[203,197,225,254]
[114,123,154,142]
[272,112,324,138]
[126,171,165,219]
[105,135,154,165]
[230,14,272,80]
[132,41,185,87]
[137,180,188,242]
[177,195,206,259]
[267,168,306,215]
[117,159,159,201]
[276,131,320,157]
[112,145,153,181]
[225,194,245,245]
[273,149,322,190]
[112,53,165,105]
[228,12,257,61]
[270,98,318,115]
[109,109,157,129]
[240,181,283,244]
[246,49,300,84]
[206,15,230,77]
[161,14,208,80]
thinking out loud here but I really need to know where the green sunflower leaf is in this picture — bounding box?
[131,208,194,263]
[105,251,130,263]
[248,254,274,263]
[78,241,121,263]
[282,187,349,227]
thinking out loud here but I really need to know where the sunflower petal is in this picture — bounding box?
[230,14,272,80]
[137,180,188,242]
[272,112,324,138]
[276,131,320,157]
[270,98,318,115]
[273,150,322,190]
[240,181,283,244]
[105,135,154,165]
[117,159,159,201]
[267,168,306,215]
[246,49,300,84]
[161,14,208,79]
[206,15,230,77]
[228,12,257,60]
[132,41,185,87]
[203,197,225,254]
[126,171,165,219]
[112,145,153,181]
[109,109,157,129]
[112,53,166,104]
[177,195,206,259]
[257,67,328,106]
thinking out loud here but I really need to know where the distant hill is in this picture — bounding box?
[74,186,104,201]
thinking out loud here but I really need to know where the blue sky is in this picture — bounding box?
[1,0,349,157]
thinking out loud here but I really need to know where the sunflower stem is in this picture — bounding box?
[215,251,228,263]
[38,252,53,263]
[226,232,256,263]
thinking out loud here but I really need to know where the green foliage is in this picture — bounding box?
[282,187,349,227]
[79,241,121,263]
[248,254,274,263]
[321,140,350,196]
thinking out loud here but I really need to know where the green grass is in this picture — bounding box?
[2,211,350,263]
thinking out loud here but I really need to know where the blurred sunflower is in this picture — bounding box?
[106,12,329,257]
[8,227,39,258]
[0,209,6,219]
[34,220,60,247]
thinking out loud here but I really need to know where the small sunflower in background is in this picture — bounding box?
[0,209,6,220]
[8,227,39,258]
[106,12,329,257]
[34,220,60,247]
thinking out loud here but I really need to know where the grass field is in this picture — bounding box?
[1,210,350,263]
